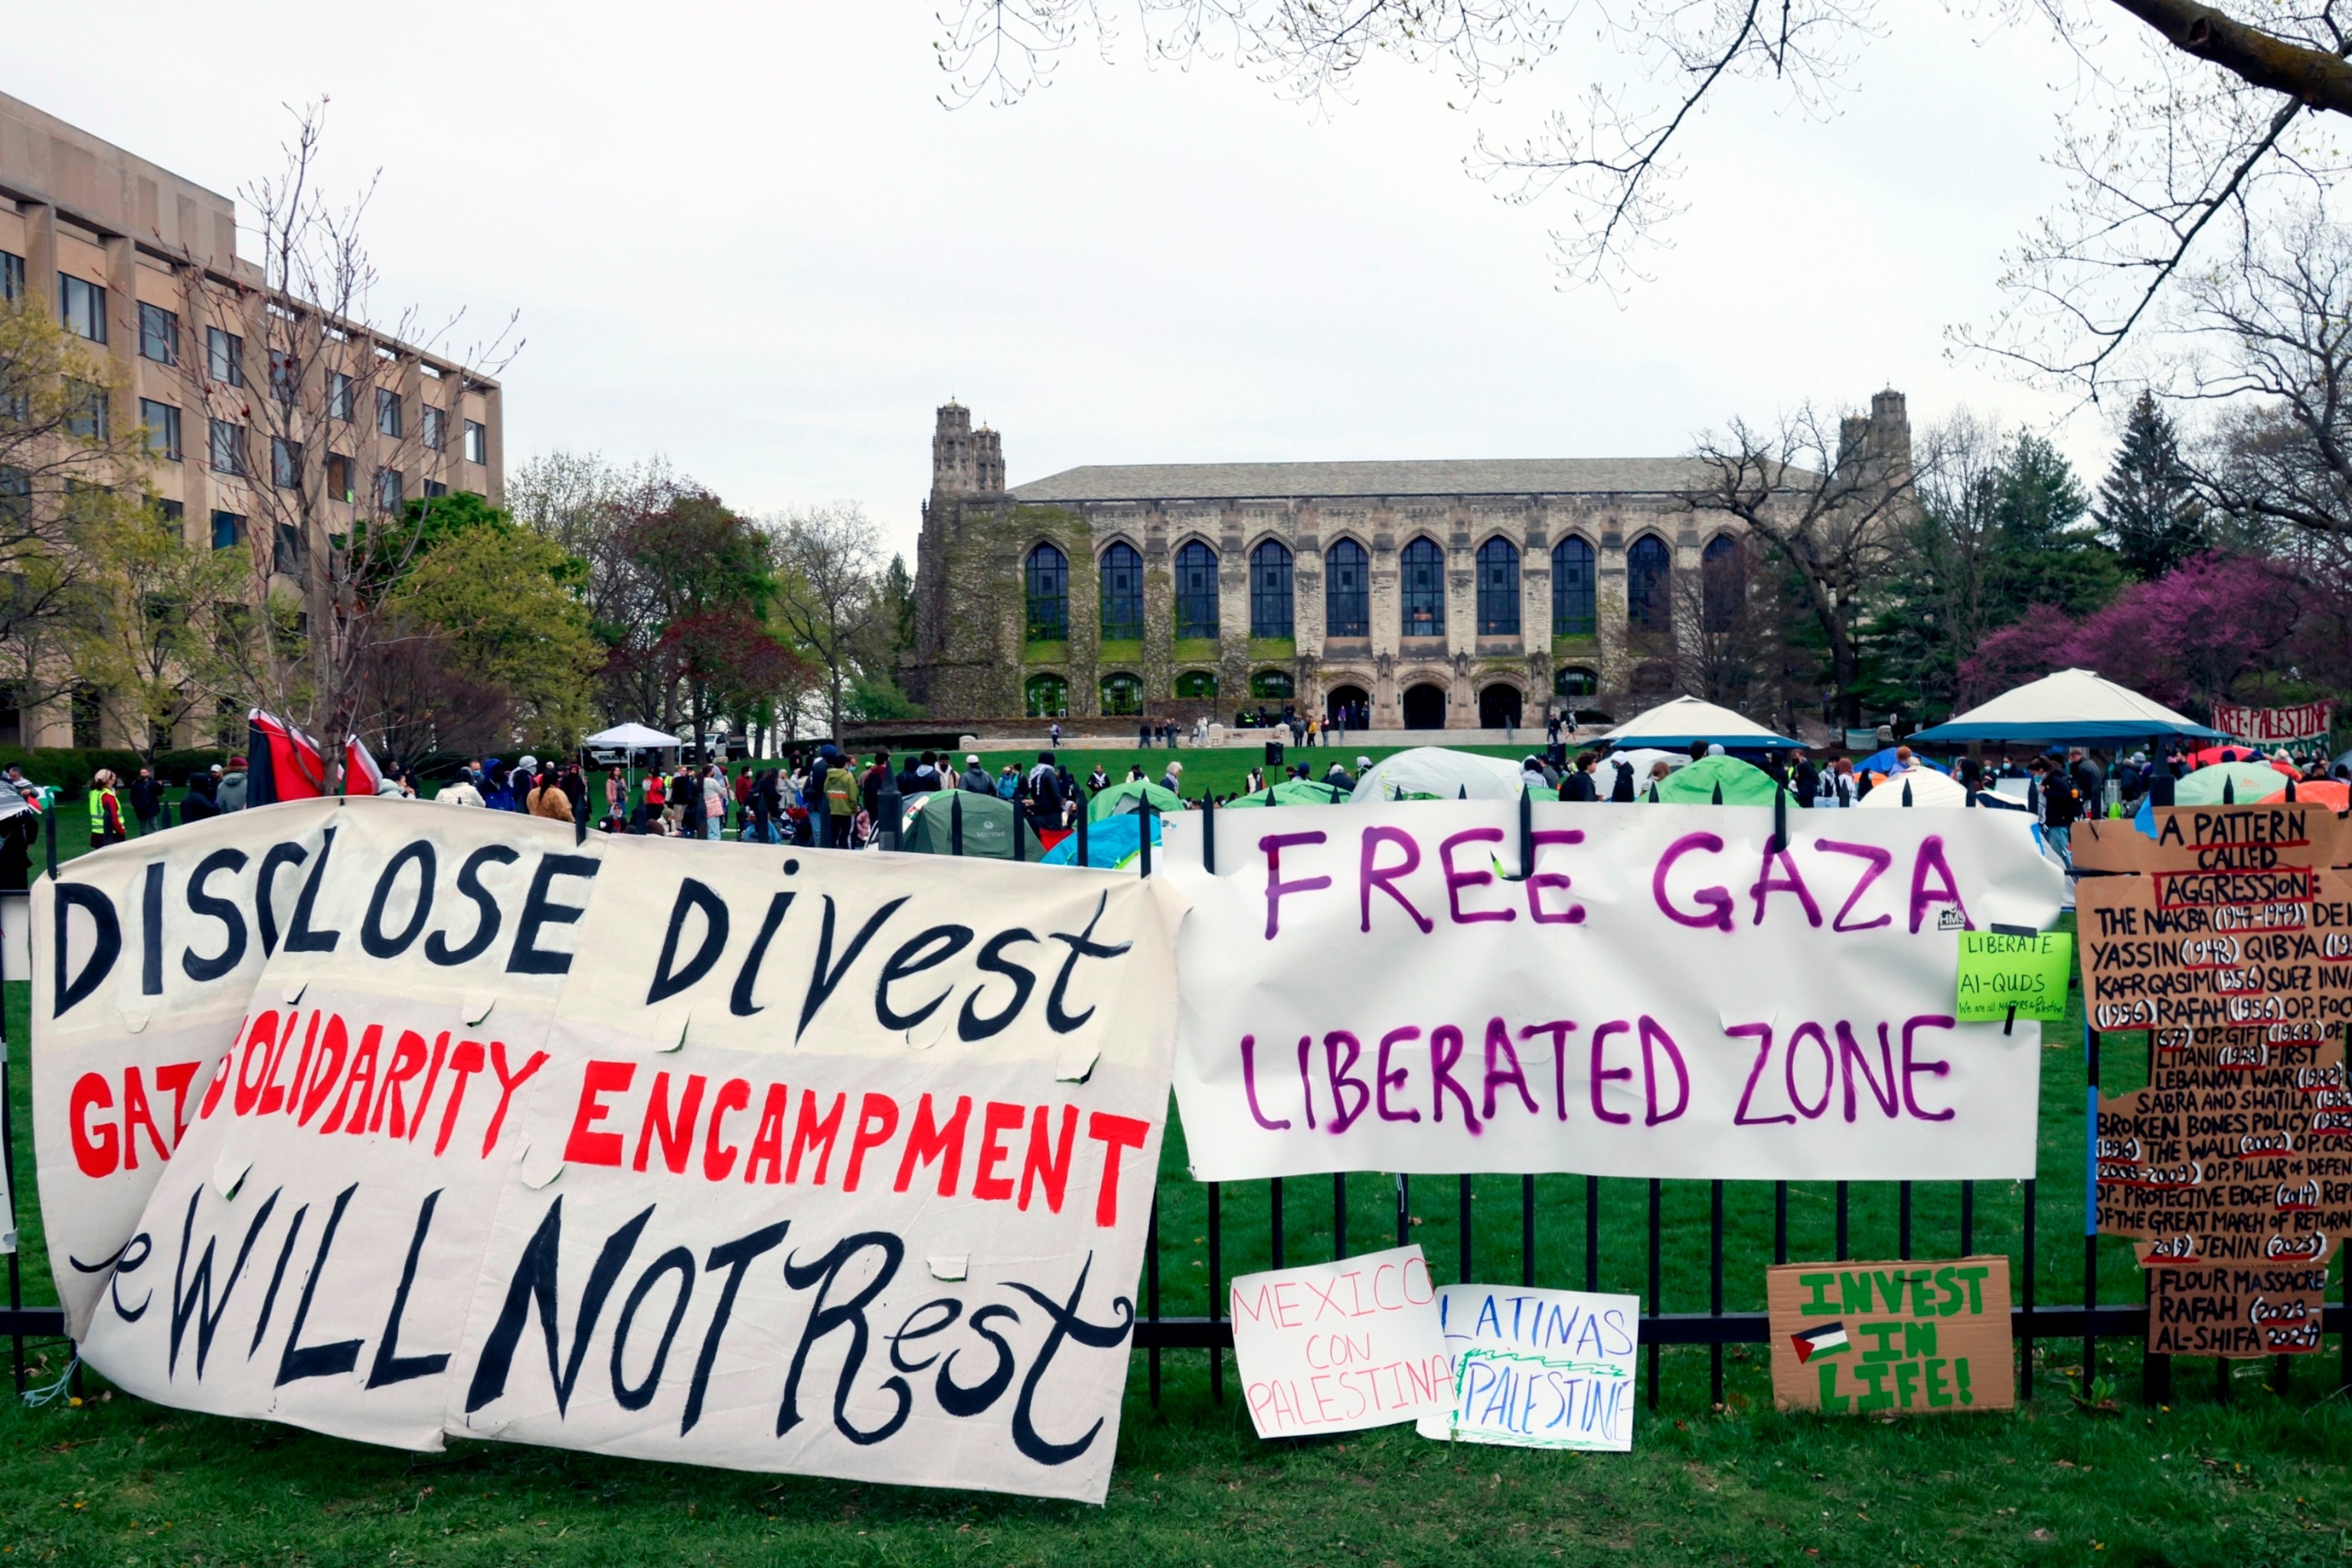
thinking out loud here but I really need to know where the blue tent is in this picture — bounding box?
[1040,811,1163,869]
[1909,668,2222,746]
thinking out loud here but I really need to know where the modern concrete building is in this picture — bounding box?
[0,90,504,746]
[909,394,1911,731]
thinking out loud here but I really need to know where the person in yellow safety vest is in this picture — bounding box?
[87,769,126,847]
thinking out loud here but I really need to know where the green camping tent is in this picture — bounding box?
[899,789,1045,858]
[1226,778,1351,808]
[1089,778,1185,822]
[1643,754,1782,805]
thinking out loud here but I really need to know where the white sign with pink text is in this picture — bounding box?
[1165,802,2064,1182]
[1227,1244,1451,1439]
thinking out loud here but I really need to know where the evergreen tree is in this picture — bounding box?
[2095,392,2207,578]
[1986,431,2121,622]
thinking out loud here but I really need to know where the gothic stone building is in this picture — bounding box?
[908,393,1911,730]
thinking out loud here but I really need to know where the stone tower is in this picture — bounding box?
[932,401,1004,499]
[1838,388,1912,489]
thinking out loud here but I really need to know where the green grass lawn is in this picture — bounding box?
[969,743,1550,805]
[5,829,2352,1563]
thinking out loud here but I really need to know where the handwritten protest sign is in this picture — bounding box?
[1955,930,2073,1023]
[1766,1257,2011,1413]
[35,799,1186,1502]
[1165,802,2065,1182]
[2076,808,2352,1356]
[1414,1285,1638,1451]
[1228,1245,1449,1438]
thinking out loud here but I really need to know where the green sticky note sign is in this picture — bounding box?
[1955,931,2073,1022]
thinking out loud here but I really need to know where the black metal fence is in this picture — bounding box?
[3,790,2345,1412]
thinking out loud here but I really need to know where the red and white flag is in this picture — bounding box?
[342,733,386,795]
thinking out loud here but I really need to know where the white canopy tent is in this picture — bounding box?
[1599,695,1801,751]
[584,722,682,750]
[1907,668,2222,746]
[1350,746,1524,803]
[582,723,684,808]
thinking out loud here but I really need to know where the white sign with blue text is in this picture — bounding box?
[1417,1284,1640,1452]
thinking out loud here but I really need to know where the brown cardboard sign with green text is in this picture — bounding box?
[1766,1256,2013,1414]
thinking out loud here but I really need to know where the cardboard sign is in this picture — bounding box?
[1414,1284,1638,1451]
[1228,1245,1450,1438]
[1766,1256,2012,1413]
[35,799,1187,1503]
[2076,808,2352,1355]
[1955,930,2072,1023]
[1165,802,2066,1183]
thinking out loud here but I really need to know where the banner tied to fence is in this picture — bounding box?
[1163,802,2066,1183]
[31,799,1186,1502]
[2077,807,2352,1356]
[2211,701,2334,746]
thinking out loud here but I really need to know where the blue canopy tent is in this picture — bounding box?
[1598,695,1801,752]
[1907,668,2223,746]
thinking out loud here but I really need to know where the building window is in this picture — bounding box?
[375,468,403,511]
[1099,541,1142,640]
[1627,534,1671,633]
[273,437,303,489]
[424,479,448,498]
[1325,538,1369,637]
[1250,669,1294,700]
[1024,673,1068,718]
[0,468,28,525]
[59,275,106,342]
[1100,671,1142,716]
[326,452,354,502]
[465,419,487,464]
[1400,537,1445,638]
[1553,537,1596,637]
[1174,541,1219,639]
[274,523,303,575]
[422,405,446,449]
[1174,670,1217,701]
[138,302,179,364]
[66,384,107,440]
[140,399,181,462]
[1024,542,1069,640]
[70,685,102,749]
[1475,537,1520,635]
[152,498,185,526]
[0,251,21,302]
[1247,540,1294,639]
[1701,534,1745,633]
[377,388,402,438]
[270,351,298,405]
[1556,667,1598,699]
[328,371,354,420]
[209,420,246,475]
[211,510,246,550]
[207,326,243,387]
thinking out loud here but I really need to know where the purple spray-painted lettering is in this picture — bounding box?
[1652,833,1733,932]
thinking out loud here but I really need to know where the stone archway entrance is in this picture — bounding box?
[1326,684,1370,724]
[1403,683,1446,730]
[1478,684,1522,730]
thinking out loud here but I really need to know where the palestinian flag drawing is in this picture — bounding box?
[1791,1322,1850,1363]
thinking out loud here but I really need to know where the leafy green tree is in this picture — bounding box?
[2096,393,2207,579]
[75,498,248,766]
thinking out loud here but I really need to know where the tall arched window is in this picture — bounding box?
[1099,541,1142,641]
[1100,671,1142,715]
[1174,670,1218,700]
[1174,541,1219,639]
[1024,543,1068,641]
[1626,535,1670,634]
[1701,534,1744,633]
[1400,537,1445,638]
[1552,537,1595,637]
[1024,673,1068,717]
[1250,540,1294,639]
[1475,537,1520,635]
[1325,539,1369,637]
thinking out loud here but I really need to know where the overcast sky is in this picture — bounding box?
[15,3,2114,562]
